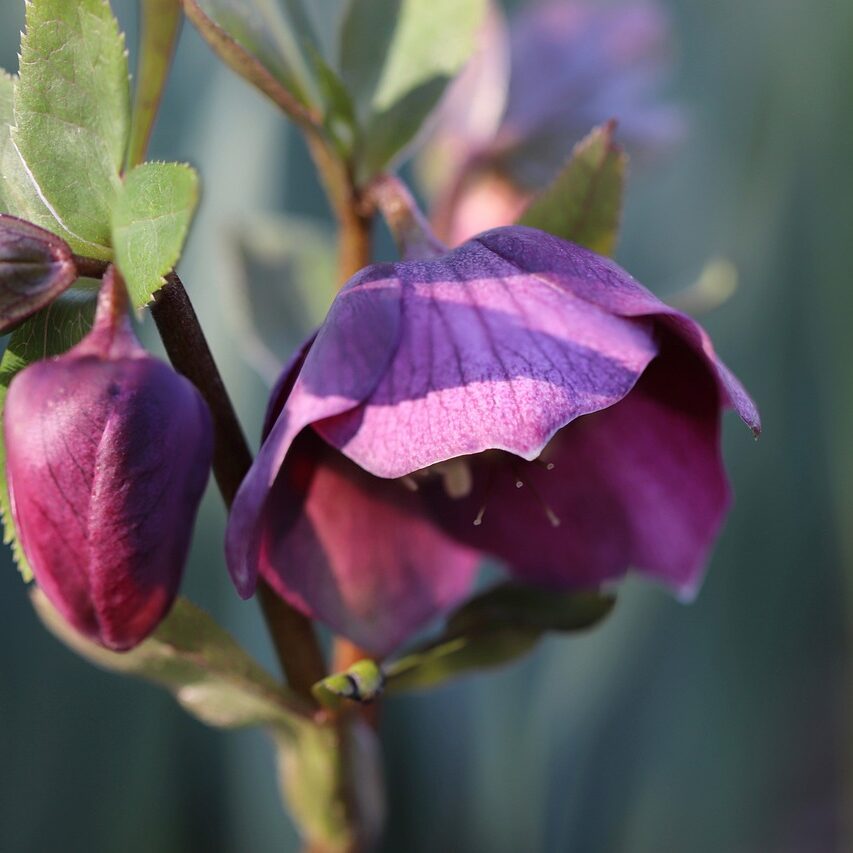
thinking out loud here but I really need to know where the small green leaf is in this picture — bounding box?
[226,215,335,384]
[340,0,488,180]
[127,0,183,168]
[447,584,616,636]
[668,257,739,317]
[32,588,313,729]
[519,121,627,257]
[0,292,99,581]
[385,629,541,693]
[385,584,616,693]
[13,0,130,256]
[112,162,199,307]
[183,0,325,119]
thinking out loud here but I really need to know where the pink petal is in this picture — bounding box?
[258,431,479,656]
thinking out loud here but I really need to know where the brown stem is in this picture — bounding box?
[150,273,326,700]
[72,255,110,280]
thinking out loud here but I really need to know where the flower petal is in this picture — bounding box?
[258,431,479,656]
[225,272,403,596]
[423,331,729,596]
[477,226,761,433]
[313,239,659,478]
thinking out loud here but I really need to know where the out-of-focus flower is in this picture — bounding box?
[226,226,758,655]
[5,269,213,651]
[422,0,685,243]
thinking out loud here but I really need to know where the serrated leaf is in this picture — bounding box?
[127,0,183,168]
[385,584,616,693]
[0,215,78,332]
[183,0,325,115]
[518,121,627,257]
[13,0,130,256]
[32,588,313,729]
[112,162,199,307]
[340,0,487,180]
[0,292,98,581]
[226,215,335,384]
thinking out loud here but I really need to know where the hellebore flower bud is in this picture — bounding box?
[4,268,213,650]
[0,214,77,332]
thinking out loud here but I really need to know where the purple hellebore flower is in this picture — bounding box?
[5,269,213,650]
[424,0,684,244]
[226,226,759,656]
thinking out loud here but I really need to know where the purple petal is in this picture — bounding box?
[257,431,479,656]
[476,226,761,433]
[422,331,729,596]
[312,239,659,478]
[225,271,403,596]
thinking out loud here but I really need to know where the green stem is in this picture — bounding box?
[150,273,326,701]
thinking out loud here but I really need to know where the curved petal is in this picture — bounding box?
[225,271,403,596]
[258,432,480,656]
[476,226,761,433]
[422,332,730,597]
[314,239,659,478]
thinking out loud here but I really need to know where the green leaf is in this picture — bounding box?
[32,588,313,729]
[226,214,335,384]
[340,0,487,180]
[0,292,98,581]
[112,162,199,307]
[518,121,627,257]
[0,71,15,214]
[385,585,616,693]
[12,0,130,257]
[127,0,183,168]
[183,0,325,115]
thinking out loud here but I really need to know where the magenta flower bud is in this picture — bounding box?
[227,226,759,655]
[0,214,77,331]
[4,269,213,650]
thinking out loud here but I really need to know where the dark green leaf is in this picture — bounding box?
[448,584,616,636]
[385,584,616,693]
[32,589,313,729]
[519,121,627,257]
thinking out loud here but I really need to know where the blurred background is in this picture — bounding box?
[1,0,851,850]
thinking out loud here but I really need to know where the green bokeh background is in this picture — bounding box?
[1,1,850,851]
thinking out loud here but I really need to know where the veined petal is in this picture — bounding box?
[476,226,761,433]
[313,238,659,478]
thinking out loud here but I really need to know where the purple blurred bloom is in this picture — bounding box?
[424,0,684,243]
[227,226,758,655]
[5,269,213,650]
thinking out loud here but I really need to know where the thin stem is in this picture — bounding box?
[150,273,326,700]
[72,255,110,280]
